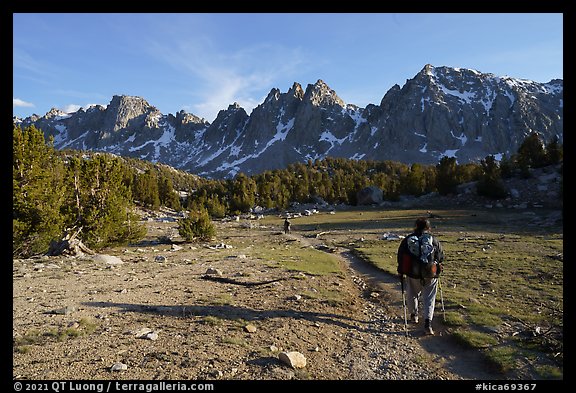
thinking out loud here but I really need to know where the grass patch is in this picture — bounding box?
[78,318,98,334]
[45,319,98,342]
[202,316,223,326]
[14,319,99,350]
[352,241,398,275]
[13,329,43,347]
[209,293,234,306]
[255,244,343,276]
[302,288,346,307]
[453,329,499,349]
[443,311,466,327]
[221,336,247,347]
[535,364,563,379]
[466,305,503,327]
[14,345,31,354]
[484,346,518,373]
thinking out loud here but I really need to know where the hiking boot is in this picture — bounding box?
[424,319,434,335]
[410,313,419,324]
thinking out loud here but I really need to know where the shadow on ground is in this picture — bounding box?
[82,301,367,331]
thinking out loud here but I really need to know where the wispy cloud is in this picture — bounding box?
[146,38,307,122]
[13,98,35,108]
[13,49,49,76]
[60,102,105,114]
[61,104,82,113]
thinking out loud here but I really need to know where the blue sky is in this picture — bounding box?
[13,13,563,123]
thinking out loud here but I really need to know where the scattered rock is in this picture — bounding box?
[155,255,167,262]
[208,243,233,250]
[244,324,257,333]
[278,351,307,369]
[50,306,76,315]
[128,327,153,337]
[382,232,403,240]
[205,268,223,276]
[143,332,159,341]
[111,362,128,372]
[93,254,124,265]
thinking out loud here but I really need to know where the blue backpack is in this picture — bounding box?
[405,233,439,278]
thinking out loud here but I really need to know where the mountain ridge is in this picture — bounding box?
[15,64,563,178]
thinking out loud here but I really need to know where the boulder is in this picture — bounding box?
[278,351,307,369]
[356,186,383,205]
[93,254,124,265]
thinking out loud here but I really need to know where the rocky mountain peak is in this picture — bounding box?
[109,94,152,109]
[228,102,243,111]
[303,79,345,107]
[422,63,434,75]
[105,95,157,132]
[212,103,247,123]
[176,110,207,125]
[45,107,69,119]
[288,82,304,100]
[264,88,281,103]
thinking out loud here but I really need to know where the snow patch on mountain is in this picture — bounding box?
[275,118,295,141]
[439,85,476,104]
[451,131,467,146]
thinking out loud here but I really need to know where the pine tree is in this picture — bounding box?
[158,175,181,210]
[404,163,427,196]
[517,132,547,176]
[178,208,215,241]
[545,135,563,166]
[476,155,508,199]
[64,154,145,249]
[229,173,256,213]
[133,169,161,209]
[436,156,460,195]
[13,125,67,257]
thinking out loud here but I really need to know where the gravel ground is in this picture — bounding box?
[13,213,499,381]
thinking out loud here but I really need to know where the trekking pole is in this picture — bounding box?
[400,275,408,336]
[438,276,446,322]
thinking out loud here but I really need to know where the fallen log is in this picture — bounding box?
[47,227,95,256]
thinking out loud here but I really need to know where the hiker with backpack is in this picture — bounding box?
[397,217,444,335]
[284,217,291,234]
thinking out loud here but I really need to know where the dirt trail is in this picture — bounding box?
[288,231,499,380]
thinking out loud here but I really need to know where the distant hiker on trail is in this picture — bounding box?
[397,217,444,335]
[284,218,291,234]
